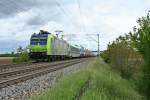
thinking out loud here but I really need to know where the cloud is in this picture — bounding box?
[0,0,150,53]
[0,9,36,38]
[0,0,57,18]
[0,39,28,53]
[27,15,46,26]
[0,0,35,18]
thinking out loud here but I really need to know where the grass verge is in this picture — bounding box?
[81,58,143,100]
[30,69,91,100]
[30,58,143,100]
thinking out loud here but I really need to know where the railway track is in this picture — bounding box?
[0,62,37,72]
[0,58,89,88]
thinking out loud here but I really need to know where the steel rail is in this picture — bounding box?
[0,59,82,79]
[0,58,88,88]
[0,59,80,72]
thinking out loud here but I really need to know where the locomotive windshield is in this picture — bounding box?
[30,34,48,45]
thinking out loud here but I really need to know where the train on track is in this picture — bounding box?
[29,30,93,61]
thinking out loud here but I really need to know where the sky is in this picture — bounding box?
[0,0,150,53]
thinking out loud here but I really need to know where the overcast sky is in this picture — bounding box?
[0,0,150,53]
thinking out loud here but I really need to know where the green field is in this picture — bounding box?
[30,58,143,100]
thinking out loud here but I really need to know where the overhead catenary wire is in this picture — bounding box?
[1,0,80,31]
[54,0,77,27]
[0,0,23,14]
[86,34,98,43]
[76,0,100,52]
[0,0,39,21]
[1,0,100,52]
[76,0,86,32]
[0,0,60,23]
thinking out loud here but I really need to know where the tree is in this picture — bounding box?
[17,46,23,54]
[134,12,150,99]
[13,46,30,63]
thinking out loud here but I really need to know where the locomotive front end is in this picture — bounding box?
[29,30,50,59]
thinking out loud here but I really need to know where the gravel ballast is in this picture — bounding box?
[0,59,94,100]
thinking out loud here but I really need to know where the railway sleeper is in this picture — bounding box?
[0,59,85,88]
[0,59,82,79]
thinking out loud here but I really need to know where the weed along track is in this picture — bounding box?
[74,78,91,100]
[0,58,91,89]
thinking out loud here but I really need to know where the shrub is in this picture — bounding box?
[135,13,150,99]
[13,52,30,63]
[100,50,110,63]
[108,44,143,79]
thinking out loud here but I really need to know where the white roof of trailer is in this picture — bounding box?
[69,43,82,48]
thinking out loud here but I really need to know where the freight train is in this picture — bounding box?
[29,30,93,61]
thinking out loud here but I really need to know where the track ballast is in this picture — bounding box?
[0,58,90,88]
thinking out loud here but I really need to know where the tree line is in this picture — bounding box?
[101,12,150,99]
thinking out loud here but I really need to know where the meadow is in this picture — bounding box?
[30,58,143,100]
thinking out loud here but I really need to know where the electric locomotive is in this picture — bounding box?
[29,30,84,61]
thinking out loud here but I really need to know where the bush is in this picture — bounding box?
[109,45,143,79]
[130,12,150,99]
[100,50,110,63]
[101,11,150,99]
[101,41,143,80]
[13,52,30,63]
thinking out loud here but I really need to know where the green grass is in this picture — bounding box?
[30,69,91,100]
[81,59,143,100]
[30,58,143,100]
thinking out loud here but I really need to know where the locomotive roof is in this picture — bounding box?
[31,30,74,45]
[32,33,48,37]
[32,30,52,36]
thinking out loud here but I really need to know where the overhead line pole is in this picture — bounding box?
[98,34,100,56]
